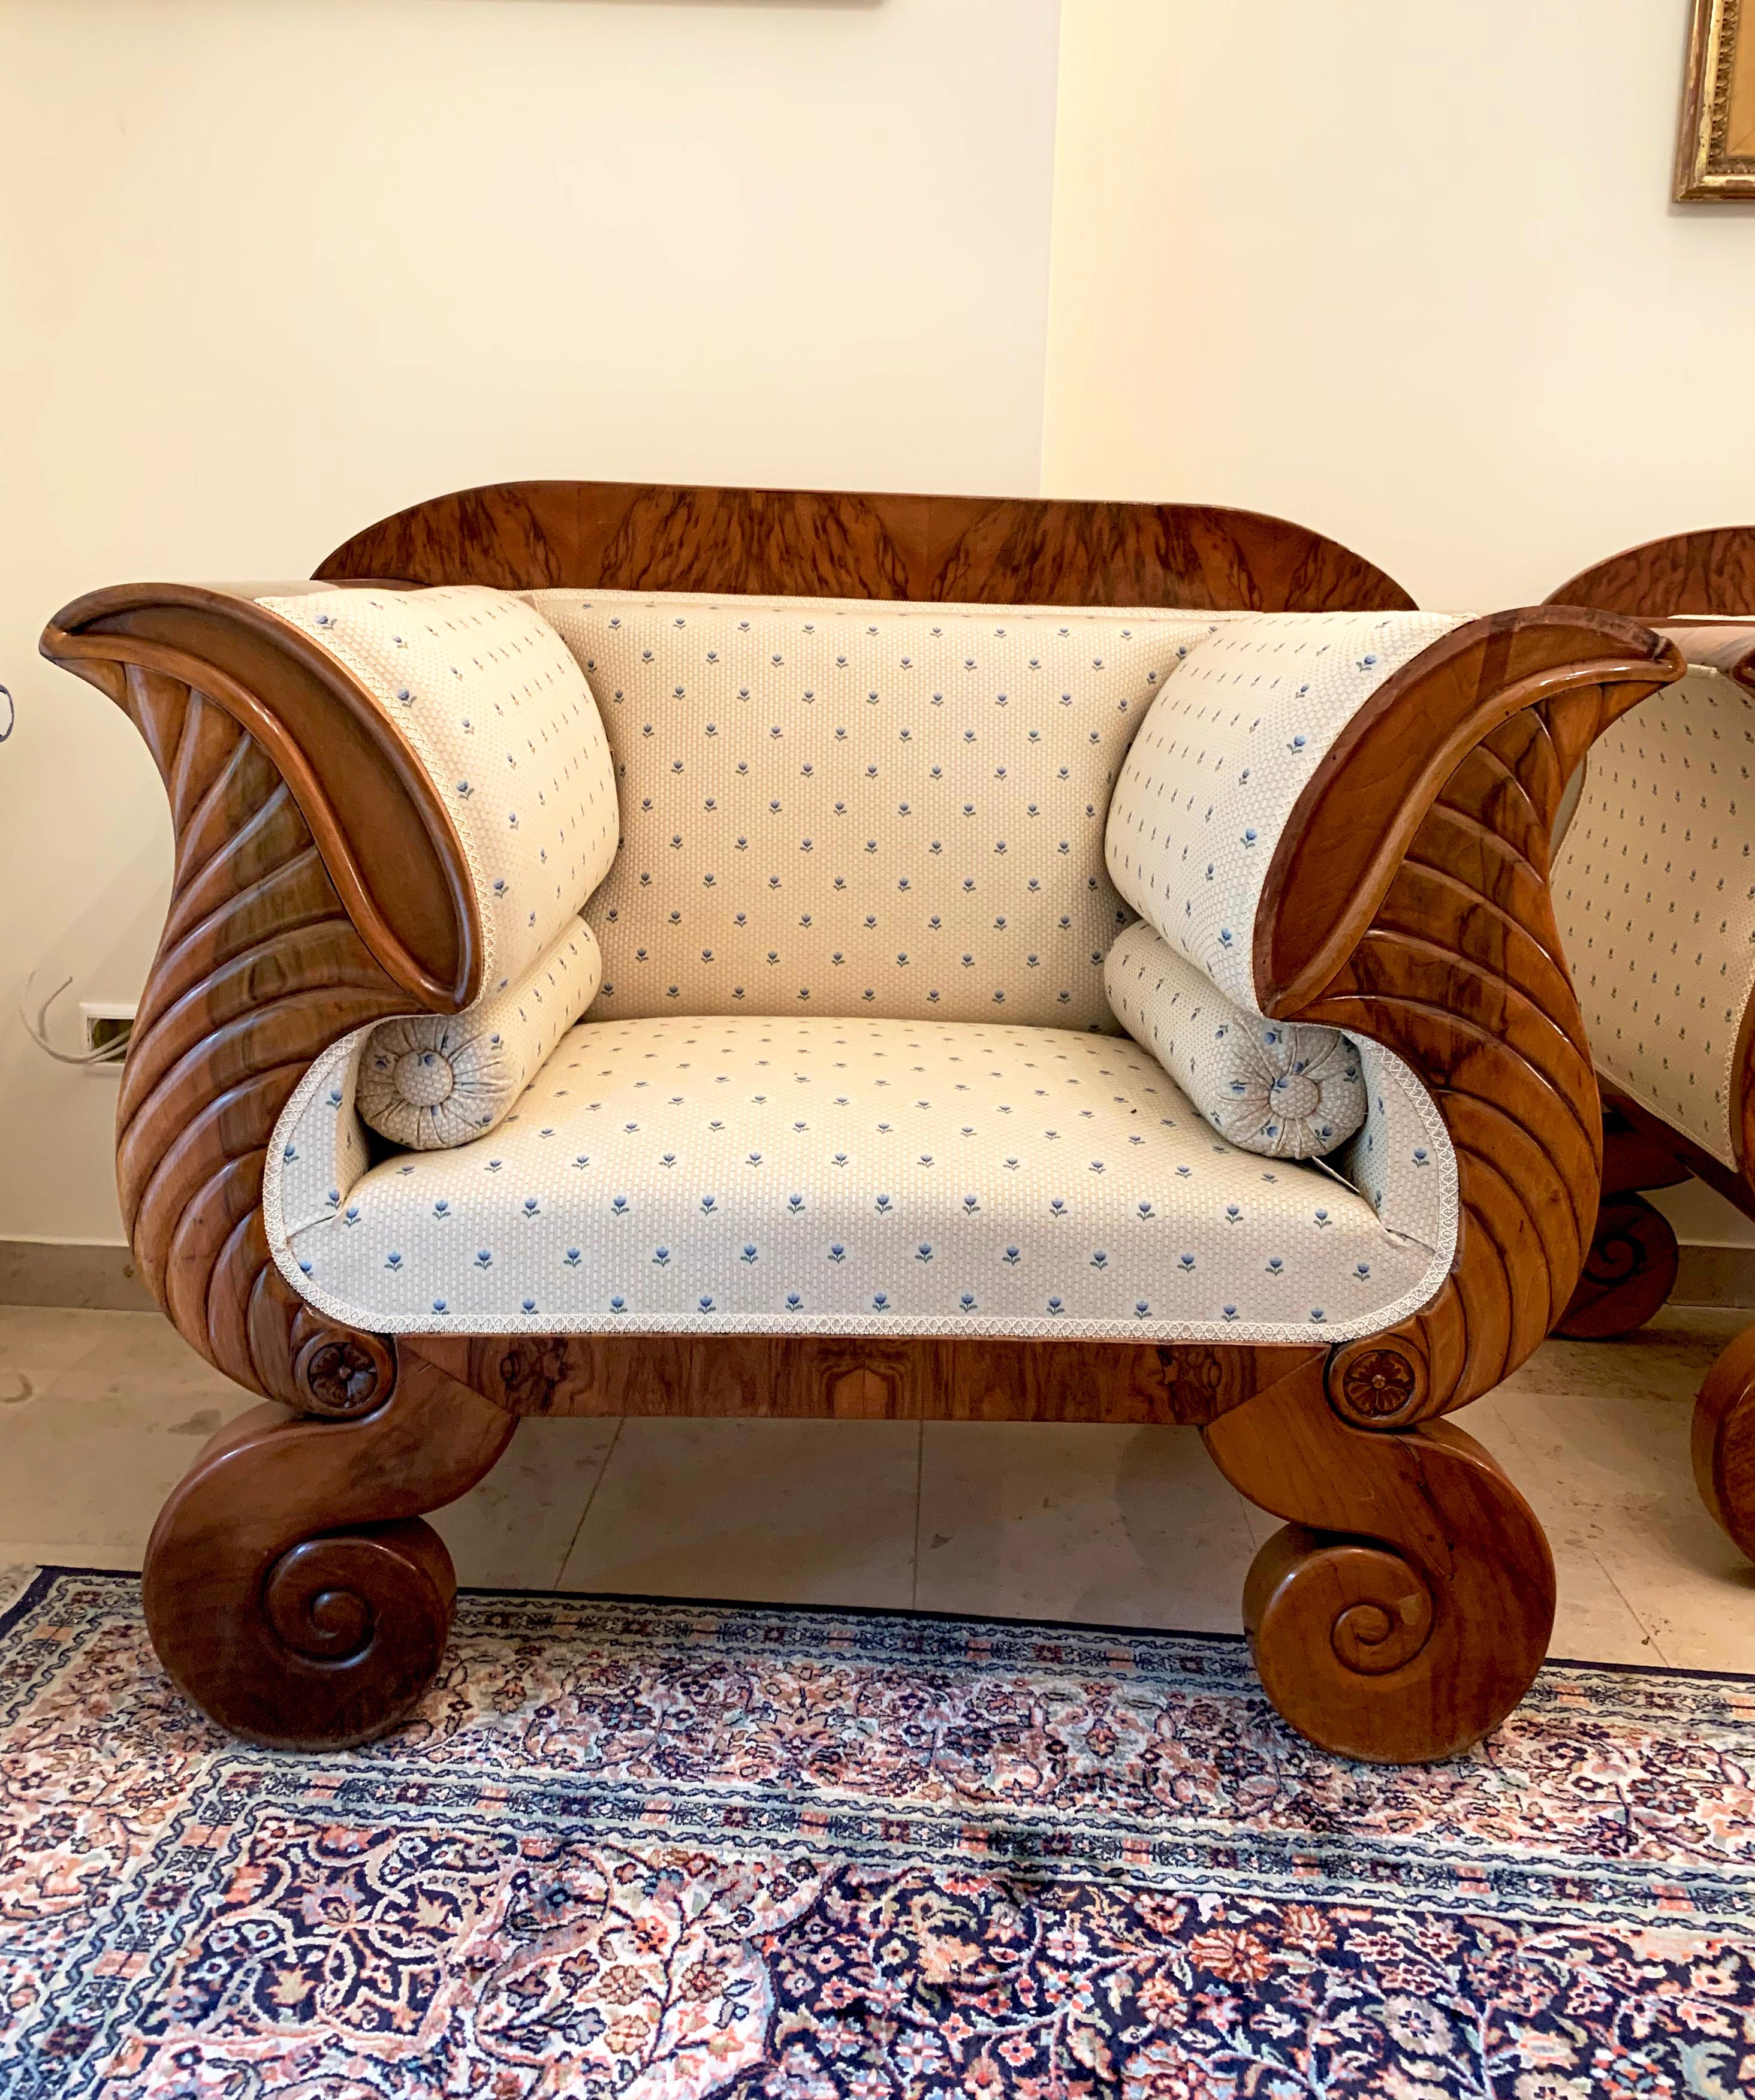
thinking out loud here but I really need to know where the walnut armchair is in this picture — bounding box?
[1545,526,1755,1563]
[41,481,1682,1764]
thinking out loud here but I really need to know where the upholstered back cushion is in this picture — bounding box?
[1104,611,1461,1009]
[1554,665,1755,1168]
[262,586,620,995]
[1103,921,1367,1158]
[528,589,1221,1030]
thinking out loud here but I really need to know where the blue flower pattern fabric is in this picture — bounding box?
[1103,921,1367,1158]
[526,590,1222,1031]
[1554,662,1755,1167]
[1326,1034,1455,1266]
[267,1013,1446,1344]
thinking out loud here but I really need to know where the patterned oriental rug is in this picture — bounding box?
[4,1571,1754,2099]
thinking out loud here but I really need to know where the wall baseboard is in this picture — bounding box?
[3,1237,1752,1321]
[0,1240,158,1314]
[1673,1244,1755,1312]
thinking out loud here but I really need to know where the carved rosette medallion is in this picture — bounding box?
[293,1327,395,1419]
[1326,1338,1429,1429]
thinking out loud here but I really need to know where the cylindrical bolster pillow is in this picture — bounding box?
[356,918,602,1150]
[1103,920,1367,1159]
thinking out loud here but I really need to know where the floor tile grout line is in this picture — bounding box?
[553,1415,627,1585]
[1588,1545,1676,1669]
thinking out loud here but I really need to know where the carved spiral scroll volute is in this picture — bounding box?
[1204,1358,1554,1763]
[1694,1323,1755,1566]
[1307,1537,1436,1676]
[140,1355,515,1749]
[1555,1193,1680,1342]
[265,1535,405,1661]
[252,1529,454,1733]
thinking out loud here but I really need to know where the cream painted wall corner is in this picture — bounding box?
[0,0,1063,1247]
[1041,0,1755,610]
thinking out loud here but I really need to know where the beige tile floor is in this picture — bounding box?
[4,1300,1754,1671]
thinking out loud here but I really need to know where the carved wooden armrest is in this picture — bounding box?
[40,584,483,1401]
[1255,607,1685,1421]
[1653,618,1755,692]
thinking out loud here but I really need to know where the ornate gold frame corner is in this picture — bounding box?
[1677,0,1755,200]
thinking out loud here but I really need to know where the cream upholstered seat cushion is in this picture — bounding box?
[261,586,620,995]
[355,919,602,1149]
[527,589,1222,1030]
[1104,610,1461,1008]
[266,1013,1452,1344]
[1554,663,1755,1167]
[1103,921,1366,1159]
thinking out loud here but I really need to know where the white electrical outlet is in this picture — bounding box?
[80,999,135,1073]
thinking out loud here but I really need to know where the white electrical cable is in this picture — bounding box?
[17,973,128,1067]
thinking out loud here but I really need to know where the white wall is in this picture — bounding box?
[1042,1,1755,610]
[0,0,1063,1244]
[10,0,1755,1258]
[1039,0,1755,1254]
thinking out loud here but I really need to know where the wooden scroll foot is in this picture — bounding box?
[1204,1359,1554,1763]
[1694,1323,1755,1565]
[1554,1193,1680,1340]
[141,1345,515,1748]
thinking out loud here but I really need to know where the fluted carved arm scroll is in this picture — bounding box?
[1254,608,1684,1015]
[38,584,483,1404]
[1254,607,1686,1422]
[44,584,480,1010]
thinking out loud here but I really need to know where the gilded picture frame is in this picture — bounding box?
[1677,0,1755,198]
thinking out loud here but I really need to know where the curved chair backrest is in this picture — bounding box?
[1546,526,1755,617]
[314,479,1415,613]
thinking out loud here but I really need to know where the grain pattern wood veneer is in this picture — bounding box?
[1550,526,1755,620]
[412,1332,1319,1428]
[40,480,1684,1764]
[314,479,1418,612]
[1543,527,1755,1565]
